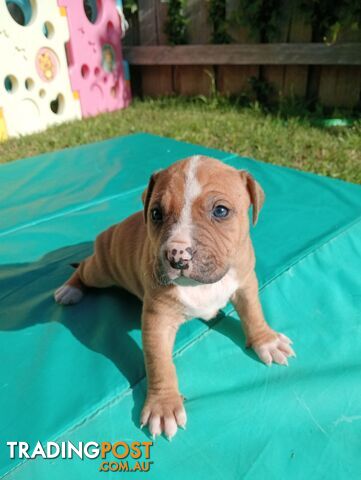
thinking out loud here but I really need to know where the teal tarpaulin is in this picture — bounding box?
[0,134,360,479]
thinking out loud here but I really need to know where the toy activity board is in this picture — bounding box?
[0,0,131,140]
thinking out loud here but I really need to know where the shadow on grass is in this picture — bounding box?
[148,93,361,132]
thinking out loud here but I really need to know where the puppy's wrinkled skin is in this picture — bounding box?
[55,156,295,439]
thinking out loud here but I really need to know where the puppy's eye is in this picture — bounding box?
[150,207,163,223]
[212,205,229,218]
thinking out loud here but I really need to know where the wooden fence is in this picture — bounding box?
[122,0,361,108]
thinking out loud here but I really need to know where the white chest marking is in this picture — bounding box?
[176,270,239,320]
[170,155,201,242]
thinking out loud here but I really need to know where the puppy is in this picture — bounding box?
[55,155,294,439]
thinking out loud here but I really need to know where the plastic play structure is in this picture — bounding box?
[0,0,131,141]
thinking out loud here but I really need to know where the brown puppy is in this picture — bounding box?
[55,156,295,439]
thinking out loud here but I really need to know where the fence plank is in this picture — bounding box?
[141,66,174,96]
[138,0,158,45]
[217,0,259,97]
[174,0,213,96]
[174,65,213,95]
[262,0,294,102]
[319,66,361,108]
[122,13,140,46]
[156,0,168,45]
[318,30,361,107]
[217,65,258,96]
[283,13,312,99]
[138,0,173,96]
[123,44,361,65]
[225,0,252,43]
[185,0,212,43]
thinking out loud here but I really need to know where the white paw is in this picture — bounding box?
[254,333,295,366]
[140,394,186,441]
[54,284,84,305]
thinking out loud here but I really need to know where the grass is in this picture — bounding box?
[1,97,360,183]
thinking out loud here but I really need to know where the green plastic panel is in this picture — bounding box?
[0,133,360,479]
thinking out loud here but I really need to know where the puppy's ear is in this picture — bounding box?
[240,170,265,225]
[142,173,158,223]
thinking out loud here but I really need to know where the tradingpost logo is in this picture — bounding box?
[7,441,154,473]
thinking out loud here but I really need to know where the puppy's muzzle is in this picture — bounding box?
[166,244,194,271]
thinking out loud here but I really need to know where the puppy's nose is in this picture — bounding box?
[167,245,194,270]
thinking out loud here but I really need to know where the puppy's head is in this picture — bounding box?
[142,155,264,286]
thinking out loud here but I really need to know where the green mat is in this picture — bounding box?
[1,133,360,479]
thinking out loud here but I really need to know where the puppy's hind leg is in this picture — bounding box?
[54,268,86,306]
[55,249,114,306]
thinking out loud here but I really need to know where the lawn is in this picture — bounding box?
[1,97,360,184]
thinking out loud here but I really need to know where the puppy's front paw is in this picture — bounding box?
[140,392,186,440]
[54,284,84,305]
[253,332,295,366]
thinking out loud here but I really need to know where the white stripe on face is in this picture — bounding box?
[170,155,201,243]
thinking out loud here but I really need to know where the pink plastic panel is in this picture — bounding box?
[58,0,131,117]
